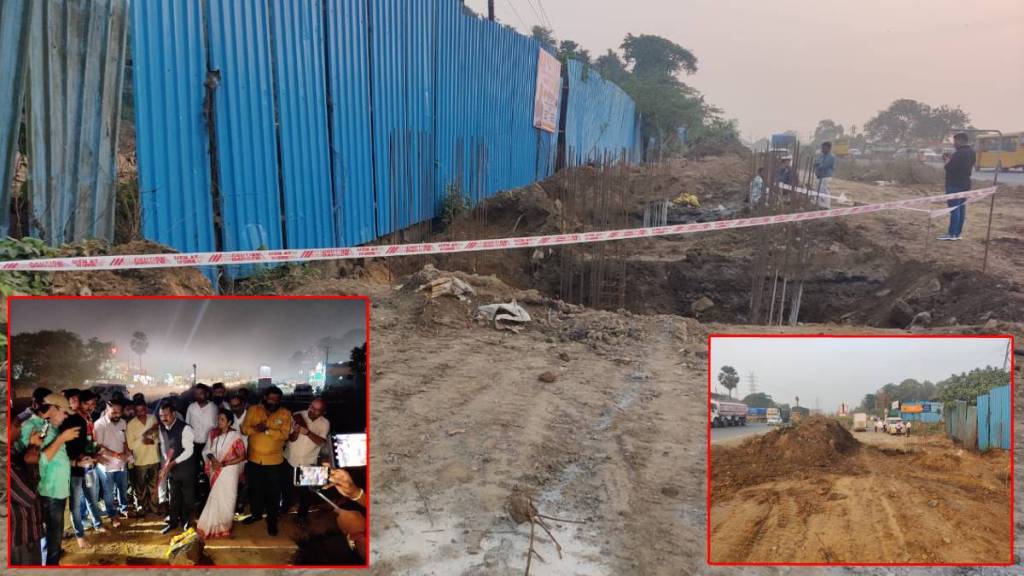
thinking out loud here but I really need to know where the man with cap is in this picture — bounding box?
[37,393,82,565]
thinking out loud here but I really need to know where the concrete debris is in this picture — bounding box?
[417,276,476,301]
[475,301,531,332]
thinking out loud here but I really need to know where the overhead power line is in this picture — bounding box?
[502,0,528,30]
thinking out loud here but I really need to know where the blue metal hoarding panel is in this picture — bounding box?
[132,0,216,256]
[269,0,333,250]
[977,393,990,450]
[989,384,1011,450]
[0,0,30,237]
[206,0,282,258]
[368,0,434,237]
[325,0,375,246]
[564,59,640,166]
[433,0,559,214]
[27,0,128,245]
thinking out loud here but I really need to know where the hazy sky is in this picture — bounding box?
[11,299,366,381]
[711,337,1010,410]
[470,0,1024,140]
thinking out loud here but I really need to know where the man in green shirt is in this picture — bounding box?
[36,393,81,565]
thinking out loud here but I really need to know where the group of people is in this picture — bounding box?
[10,383,367,566]
[748,133,977,241]
[746,143,828,208]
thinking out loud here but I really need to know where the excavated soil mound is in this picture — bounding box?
[712,416,862,499]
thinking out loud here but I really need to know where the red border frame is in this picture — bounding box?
[706,333,1015,567]
[5,295,372,570]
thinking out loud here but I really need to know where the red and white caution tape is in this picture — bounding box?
[0,186,999,272]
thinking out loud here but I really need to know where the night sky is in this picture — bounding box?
[10,298,367,380]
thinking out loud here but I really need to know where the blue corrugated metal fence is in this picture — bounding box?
[945,384,1012,451]
[26,0,129,245]
[0,0,31,238]
[563,60,641,166]
[129,0,641,275]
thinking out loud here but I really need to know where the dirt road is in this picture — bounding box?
[710,420,1012,564]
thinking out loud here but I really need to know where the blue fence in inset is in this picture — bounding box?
[946,384,1012,451]
[129,0,641,275]
[977,385,1011,450]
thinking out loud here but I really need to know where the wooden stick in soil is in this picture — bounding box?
[524,518,536,576]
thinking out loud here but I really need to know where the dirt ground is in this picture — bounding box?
[710,419,1012,564]
[2,156,1023,575]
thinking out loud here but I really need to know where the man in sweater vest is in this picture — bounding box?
[158,400,196,535]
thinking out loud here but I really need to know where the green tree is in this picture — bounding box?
[864,99,972,146]
[557,40,591,65]
[350,343,367,383]
[936,366,1009,404]
[531,25,557,53]
[741,392,775,408]
[857,393,877,414]
[130,331,149,371]
[621,33,698,78]
[593,49,629,85]
[11,330,113,388]
[718,365,740,398]
[812,119,845,147]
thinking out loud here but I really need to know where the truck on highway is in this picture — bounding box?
[711,400,748,428]
[852,412,867,432]
[766,407,782,426]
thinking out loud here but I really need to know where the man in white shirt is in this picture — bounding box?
[94,400,130,521]
[185,384,218,506]
[284,398,330,524]
[157,401,195,534]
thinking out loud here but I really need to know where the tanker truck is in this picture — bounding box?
[710,400,749,428]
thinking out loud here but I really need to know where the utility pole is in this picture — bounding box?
[488,0,495,20]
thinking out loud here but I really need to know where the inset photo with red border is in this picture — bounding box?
[707,334,1014,566]
[6,296,369,569]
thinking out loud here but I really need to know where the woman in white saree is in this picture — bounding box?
[197,409,247,539]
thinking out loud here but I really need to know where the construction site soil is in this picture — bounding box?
[711,425,1013,564]
[2,155,1022,575]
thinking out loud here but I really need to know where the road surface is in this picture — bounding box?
[710,422,774,444]
[973,168,1024,186]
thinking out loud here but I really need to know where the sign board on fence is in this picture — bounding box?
[533,48,560,133]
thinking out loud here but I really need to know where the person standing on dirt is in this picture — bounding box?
[95,400,131,524]
[241,386,292,536]
[186,383,219,508]
[749,167,765,205]
[813,142,836,208]
[778,157,794,189]
[63,389,108,546]
[158,400,197,534]
[37,393,81,565]
[127,397,160,517]
[939,132,976,241]
[10,412,43,565]
[284,398,331,527]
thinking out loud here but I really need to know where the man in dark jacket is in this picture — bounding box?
[940,132,976,240]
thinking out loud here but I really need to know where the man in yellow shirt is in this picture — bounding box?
[126,397,160,517]
[241,386,292,536]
